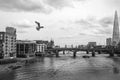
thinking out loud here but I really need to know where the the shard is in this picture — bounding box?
[112,11,119,46]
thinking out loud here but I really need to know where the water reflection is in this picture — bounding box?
[0,54,120,80]
[0,71,16,80]
[113,66,119,74]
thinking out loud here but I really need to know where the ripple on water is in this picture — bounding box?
[1,55,120,80]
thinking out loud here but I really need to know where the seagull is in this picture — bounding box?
[35,21,44,31]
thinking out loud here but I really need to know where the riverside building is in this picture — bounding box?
[35,40,48,56]
[106,38,112,46]
[16,40,36,57]
[87,42,96,48]
[0,27,16,59]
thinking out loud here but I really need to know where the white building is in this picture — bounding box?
[35,40,48,53]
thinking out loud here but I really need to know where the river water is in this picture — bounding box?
[0,53,120,80]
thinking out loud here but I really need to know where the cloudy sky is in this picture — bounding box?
[0,0,120,46]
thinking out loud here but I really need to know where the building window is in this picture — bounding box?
[6,36,8,38]
[0,34,3,40]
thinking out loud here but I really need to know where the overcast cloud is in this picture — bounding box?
[0,0,86,13]
[0,0,51,13]
[0,0,119,45]
[75,16,114,36]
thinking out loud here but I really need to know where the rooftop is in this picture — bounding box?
[17,40,36,44]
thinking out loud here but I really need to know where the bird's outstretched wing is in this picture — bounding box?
[35,21,40,27]
[40,26,44,28]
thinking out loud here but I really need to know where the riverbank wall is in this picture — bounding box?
[17,57,36,64]
[0,57,36,65]
[0,58,17,65]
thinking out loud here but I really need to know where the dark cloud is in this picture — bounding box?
[0,0,51,13]
[44,0,72,9]
[44,0,86,9]
[0,0,86,12]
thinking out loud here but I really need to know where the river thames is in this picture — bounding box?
[0,52,120,80]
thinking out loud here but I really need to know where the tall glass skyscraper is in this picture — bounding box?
[112,11,119,46]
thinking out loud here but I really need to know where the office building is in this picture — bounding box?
[16,40,36,57]
[112,11,120,46]
[106,38,112,46]
[87,42,96,48]
[0,27,16,58]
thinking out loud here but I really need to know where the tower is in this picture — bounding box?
[112,11,119,46]
[106,38,112,46]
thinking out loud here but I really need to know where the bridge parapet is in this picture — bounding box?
[46,47,120,55]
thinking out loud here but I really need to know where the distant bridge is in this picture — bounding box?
[46,47,120,57]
